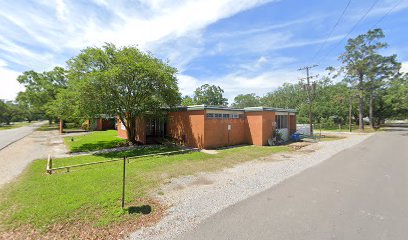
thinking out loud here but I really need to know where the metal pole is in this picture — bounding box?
[349,96,352,132]
[122,157,126,209]
[306,67,314,136]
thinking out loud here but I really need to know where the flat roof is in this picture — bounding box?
[243,107,297,113]
[172,105,297,113]
[185,105,244,111]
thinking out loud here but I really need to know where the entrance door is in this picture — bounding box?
[146,119,164,137]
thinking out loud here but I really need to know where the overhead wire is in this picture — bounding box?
[312,0,352,60]
[370,0,403,29]
[316,0,382,65]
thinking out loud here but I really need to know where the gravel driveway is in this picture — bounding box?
[0,129,68,187]
[130,133,373,240]
[0,121,46,150]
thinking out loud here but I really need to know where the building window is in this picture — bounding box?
[276,115,288,129]
[207,112,243,119]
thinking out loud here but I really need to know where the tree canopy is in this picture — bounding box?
[64,43,181,144]
[337,28,397,130]
[231,93,260,108]
[16,66,67,123]
[193,84,228,106]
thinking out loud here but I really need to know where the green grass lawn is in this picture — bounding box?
[0,122,33,131]
[0,145,290,238]
[64,130,127,152]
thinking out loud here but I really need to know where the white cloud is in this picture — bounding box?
[0,0,277,100]
[401,61,408,73]
[178,74,201,97]
[0,60,24,101]
[180,67,302,104]
[56,0,69,20]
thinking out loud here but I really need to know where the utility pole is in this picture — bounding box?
[349,95,353,132]
[298,65,318,136]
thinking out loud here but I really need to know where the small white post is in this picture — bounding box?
[46,154,52,174]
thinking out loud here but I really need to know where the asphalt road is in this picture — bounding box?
[178,129,408,240]
[0,122,45,150]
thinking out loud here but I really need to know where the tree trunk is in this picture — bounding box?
[358,71,364,131]
[369,92,374,129]
[48,119,52,124]
[126,116,137,145]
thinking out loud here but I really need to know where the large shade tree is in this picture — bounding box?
[231,93,260,108]
[0,101,23,125]
[66,44,181,144]
[338,28,390,130]
[193,84,228,106]
[385,73,408,119]
[17,67,67,123]
[365,54,400,127]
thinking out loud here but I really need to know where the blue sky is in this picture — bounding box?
[1,0,407,103]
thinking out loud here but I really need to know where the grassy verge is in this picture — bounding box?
[64,130,127,152]
[36,123,59,131]
[0,122,33,130]
[0,145,290,238]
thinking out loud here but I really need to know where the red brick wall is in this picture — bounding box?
[167,111,205,148]
[245,112,263,146]
[102,119,115,130]
[261,111,276,146]
[118,110,296,148]
[96,118,103,131]
[204,116,247,149]
[117,117,146,144]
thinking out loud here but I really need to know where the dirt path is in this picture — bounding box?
[0,129,68,187]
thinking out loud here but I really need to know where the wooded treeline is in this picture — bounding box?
[2,28,407,132]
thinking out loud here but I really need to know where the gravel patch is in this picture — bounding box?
[129,133,373,240]
[0,129,69,187]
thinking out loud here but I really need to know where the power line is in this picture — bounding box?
[370,0,403,29]
[316,0,381,65]
[312,0,352,60]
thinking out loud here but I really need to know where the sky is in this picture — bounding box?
[0,0,407,103]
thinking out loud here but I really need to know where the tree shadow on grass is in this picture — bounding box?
[97,146,178,159]
[127,205,152,215]
[70,140,125,152]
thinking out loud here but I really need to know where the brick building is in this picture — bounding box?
[117,105,297,149]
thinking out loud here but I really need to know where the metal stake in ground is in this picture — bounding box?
[122,157,126,209]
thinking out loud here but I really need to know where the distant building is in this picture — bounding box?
[117,105,297,149]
